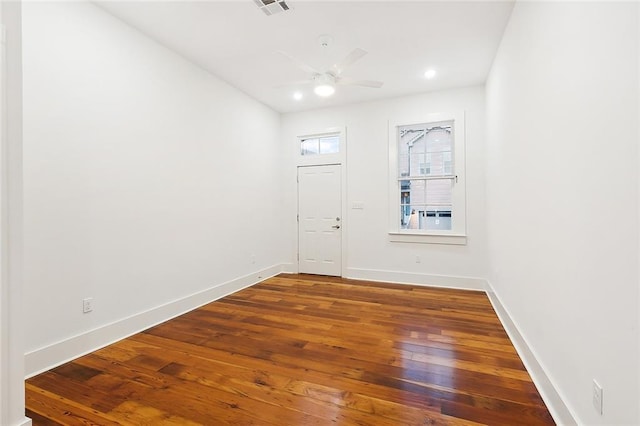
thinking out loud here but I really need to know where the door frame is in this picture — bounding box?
[295,127,347,277]
[1,3,29,425]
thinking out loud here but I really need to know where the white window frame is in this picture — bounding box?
[388,112,466,245]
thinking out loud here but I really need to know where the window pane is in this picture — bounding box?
[399,177,411,229]
[319,136,339,154]
[426,179,452,206]
[426,126,453,176]
[399,122,453,178]
[398,154,409,177]
[399,126,426,178]
[399,178,452,230]
[402,206,452,231]
[301,138,319,155]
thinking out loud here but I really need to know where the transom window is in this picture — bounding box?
[300,135,339,156]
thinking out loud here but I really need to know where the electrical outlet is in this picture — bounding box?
[415,255,421,263]
[250,254,256,264]
[83,297,93,313]
[592,379,603,415]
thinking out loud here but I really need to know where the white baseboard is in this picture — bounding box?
[344,267,486,291]
[16,418,32,426]
[25,264,284,378]
[485,281,577,426]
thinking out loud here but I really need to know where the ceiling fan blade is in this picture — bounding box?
[331,48,367,75]
[337,76,384,88]
[277,50,322,76]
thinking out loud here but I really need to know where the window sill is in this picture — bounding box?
[388,232,467,245]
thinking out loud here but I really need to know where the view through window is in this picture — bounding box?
[398,121,454,231]
[300,135,339,156]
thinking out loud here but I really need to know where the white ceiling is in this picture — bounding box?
[96,1,515,113]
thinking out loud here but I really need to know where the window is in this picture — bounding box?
[297,128,345,168]
[300,135,339,156]
[389,112,466,244]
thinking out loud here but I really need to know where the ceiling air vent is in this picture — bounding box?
[254,0,290,16]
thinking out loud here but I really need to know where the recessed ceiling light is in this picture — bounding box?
[424,69,437,80]
[293,92,303,101]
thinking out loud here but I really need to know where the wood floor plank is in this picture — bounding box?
[25,383,131,426]
[26,273,555,425]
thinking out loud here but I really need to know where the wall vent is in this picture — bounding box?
[254,0,291,16]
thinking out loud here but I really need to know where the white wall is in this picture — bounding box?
[486,2,639,425]
[22,2,285,375]
[282,87,487,288]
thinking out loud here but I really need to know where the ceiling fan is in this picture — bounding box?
[277,38,384,97]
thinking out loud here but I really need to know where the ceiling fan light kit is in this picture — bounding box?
[313,74,336,97]
[314,84,336,97]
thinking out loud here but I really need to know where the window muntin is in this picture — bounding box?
[300,138,320,155]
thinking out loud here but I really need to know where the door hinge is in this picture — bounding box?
[297,253,299,261]
[297,214,299,222]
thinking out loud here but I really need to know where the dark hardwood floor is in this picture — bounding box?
[26,274,554,425]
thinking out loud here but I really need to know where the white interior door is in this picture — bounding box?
[298,164,342,276]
